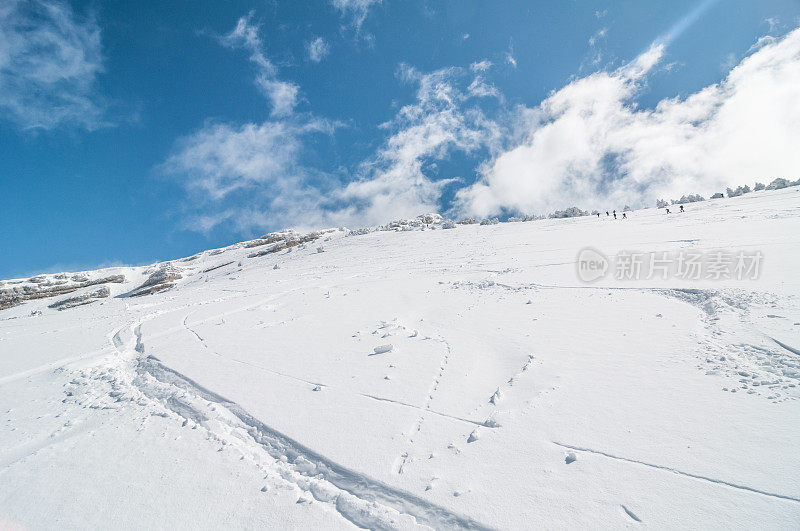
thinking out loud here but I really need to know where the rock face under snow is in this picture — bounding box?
[48,286,110,310]
[0,274,124,310]
[246,230,331,258]
[127,264,183,297]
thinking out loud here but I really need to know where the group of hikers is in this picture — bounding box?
[598,209,628,219]
[595,204,686,219]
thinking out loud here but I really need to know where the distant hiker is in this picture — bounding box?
[606,211,609,216]
[596,212,600,219]
[679,205,685,212]
[622,212,627,219]
[613,212,617,219]
[666,208,671,214]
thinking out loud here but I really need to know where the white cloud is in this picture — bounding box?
[221,13,299,117]
[258,78,300,117]
[748,34,777,54]
[328,64,502,226]
[505,41,517,68]
[588,27,607,47]
[162,117,340,234]
[163,119,333,200]
[467,61,500,99]
[456,28,800,217]
[470,60,492,72]
[331,0,381,32]
[0,0,106,130]
[467,77,499,99]
[307,37,330,62]
[765,17,780,33]
[583,27,609,70]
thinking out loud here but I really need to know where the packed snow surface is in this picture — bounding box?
[1,188,800,529]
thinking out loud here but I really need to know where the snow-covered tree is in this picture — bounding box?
[766,178,791,190]
[549,207,589,218]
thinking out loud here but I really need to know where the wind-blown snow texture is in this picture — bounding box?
[1,188,799,529]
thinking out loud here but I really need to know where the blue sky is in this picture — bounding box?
[2,0,800,278]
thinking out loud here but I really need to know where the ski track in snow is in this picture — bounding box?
[552,442,800,504]
[57,311,492,529]
[0,414,104,472]
[390,328,453,476]
[361,394,491,428]
[182,316,327,389]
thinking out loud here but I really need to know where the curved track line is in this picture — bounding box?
[553,442,800,503]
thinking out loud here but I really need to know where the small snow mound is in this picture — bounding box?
[372,344,393,355]
[489,388,502,405]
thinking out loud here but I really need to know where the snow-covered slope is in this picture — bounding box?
[1,188,799,529]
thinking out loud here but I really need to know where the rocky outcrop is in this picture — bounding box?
[0,275,124,311]
[48,286,110,311]
[247,230,329,258]
[127,264,183,297]
[244,229,300,249]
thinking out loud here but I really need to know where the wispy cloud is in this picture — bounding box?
[162,119,333,200]
[162,118,338,233]
[582,27,609,70]
[331,0,381,32]
[220,13,299,117]
[470,60,493,73]
[328,63,503,226]
[504,40,517,68]
[307,37,330,62]
[0,0,107,130]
